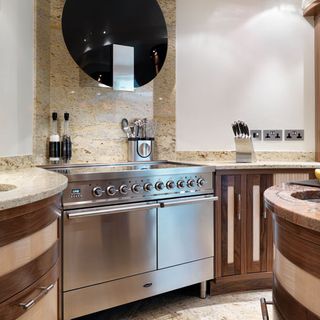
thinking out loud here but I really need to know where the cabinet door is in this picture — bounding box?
[220,175,242,277]
[246,174,273,273]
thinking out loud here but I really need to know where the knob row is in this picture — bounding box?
[93,179,206,197]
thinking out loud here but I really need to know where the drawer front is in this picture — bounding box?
[64,258,214,320]
[17,282,58,320]
[0,262,59,320]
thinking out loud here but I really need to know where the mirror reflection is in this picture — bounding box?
[62,0,168,88]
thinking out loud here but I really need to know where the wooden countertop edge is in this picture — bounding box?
[265,185,320,233]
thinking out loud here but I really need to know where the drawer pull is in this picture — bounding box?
[143,283,153,288]
[19,283,55,310]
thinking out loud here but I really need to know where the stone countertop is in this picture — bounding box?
[0,167,68,211]
[175,160,320,170]
[264,183,320,232]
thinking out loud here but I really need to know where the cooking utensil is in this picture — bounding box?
[121,118,133,138]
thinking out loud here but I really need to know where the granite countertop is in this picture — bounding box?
[0,167,68,211]
[265,183,320,232]
[176,160,320,170]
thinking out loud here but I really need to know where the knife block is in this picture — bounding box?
[234,137,256,163]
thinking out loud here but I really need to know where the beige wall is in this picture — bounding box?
[32,0,176,165]
[1,0,314,168]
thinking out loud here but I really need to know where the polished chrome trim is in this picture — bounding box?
[66,202,160,219]
[159,195,218,207]
[19,283,55,310]
[41,161,215,182]
[237,194,241,221]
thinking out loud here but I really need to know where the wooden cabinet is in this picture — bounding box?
[246,174,273,274]
[0,195,61,320]
[211,169,314,295]
[220,174,242,277]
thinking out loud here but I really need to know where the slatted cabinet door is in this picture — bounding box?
[246,174,273,274]
[220,175,242,277]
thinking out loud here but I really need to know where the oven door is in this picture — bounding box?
[158,195,217,269]
[63,202,159,292]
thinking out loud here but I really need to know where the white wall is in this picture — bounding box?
[0,0,34,157]
[176,0,315,152]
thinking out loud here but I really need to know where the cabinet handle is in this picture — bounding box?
[263,203,267,220]
[237,194,241,221]
[19,283,55,310]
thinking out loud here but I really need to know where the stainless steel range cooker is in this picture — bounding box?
[48,161,217,320]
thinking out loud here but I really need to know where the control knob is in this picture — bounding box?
[177,180,186,189]
[106,186,117,196]
[166,181,175,189]
[187,179,196,188]
[197,178,206,187]
[92,187,103,197]
[132,184,142,193]
[144,183,154,192]
[155,181,165,191]
[119,185,129,195]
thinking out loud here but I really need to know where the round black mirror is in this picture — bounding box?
[62,0,168,88]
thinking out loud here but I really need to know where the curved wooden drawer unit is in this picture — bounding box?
[0,195,61,320]
[265,185,320,320]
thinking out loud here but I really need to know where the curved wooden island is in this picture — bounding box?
[265,184,320,320]
[0,168,67,320]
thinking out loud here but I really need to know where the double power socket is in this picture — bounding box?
[250,130,304,141]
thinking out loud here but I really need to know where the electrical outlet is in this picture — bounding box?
[285,130,304,141]
[250,130,262,141]
[263,130,283,141]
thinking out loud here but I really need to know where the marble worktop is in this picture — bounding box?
[0,167,67,211]
[265,183,320,232]
[177,160,320,170]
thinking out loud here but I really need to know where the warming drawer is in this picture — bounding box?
[63,258,214,320]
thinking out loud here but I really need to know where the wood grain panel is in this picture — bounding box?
[221,175,242,277]
[17,282,58,320]
[0,195,61,247]
[214,175,222,278]
[210,272,272,296]
[0,221,58,277]
[316,15,320,161]
[274,249,320,317]
[227,186,235,264]
[304,0,320,16]
[0,263,59,320]
[252,184,260,262]
[273,173,310,186]
[274,216,320,279]
[273,276,319,320]
[246,174,273,274]
[0,241,59,304]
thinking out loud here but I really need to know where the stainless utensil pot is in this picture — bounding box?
[128,138,154,162]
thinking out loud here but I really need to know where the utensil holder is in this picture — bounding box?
[234,137,256,163]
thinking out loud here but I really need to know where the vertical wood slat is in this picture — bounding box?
[252,185,260,262]
[221,175,242,277]
[215,175,222,278]
[227,186,235,264]
[316,15,320,161]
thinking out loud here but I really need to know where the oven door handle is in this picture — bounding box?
[66,202,161,219]
[159,195,218,208]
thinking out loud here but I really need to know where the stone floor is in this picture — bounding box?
[78,288,279,320]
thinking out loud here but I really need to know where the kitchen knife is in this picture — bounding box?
[232,123,237,137]
[237,121,244,137]
[243,123,250,138]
